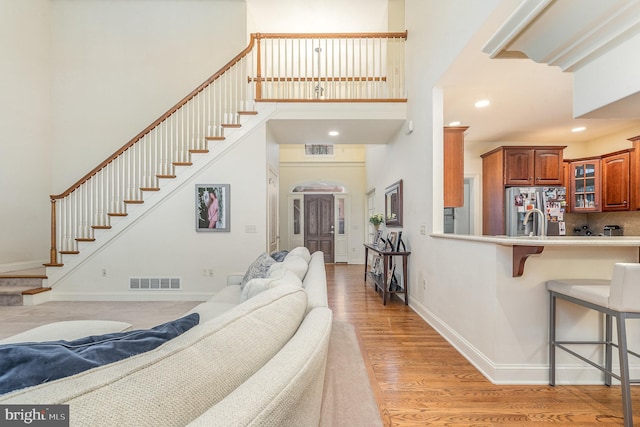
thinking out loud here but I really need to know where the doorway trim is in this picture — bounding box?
[287,181,350,262]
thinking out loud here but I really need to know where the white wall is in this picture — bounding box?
[50,0,247,192]
[0,0,248,271]
[246,0,388,33]
[51,123,269,300]
[0,0,52,270]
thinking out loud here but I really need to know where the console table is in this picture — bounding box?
[363,243,410,305]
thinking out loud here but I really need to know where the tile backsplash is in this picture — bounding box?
[564,212,640,236]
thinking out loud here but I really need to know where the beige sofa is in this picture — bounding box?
[0,249,332,427]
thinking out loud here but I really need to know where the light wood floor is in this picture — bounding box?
[326,263,639,426]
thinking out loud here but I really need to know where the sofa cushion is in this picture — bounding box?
[240,270,303,302]
[0,320,132,345]
[287,246,311,263]
[0,313,199,395]
[0,285,308,427]
[269,268,303,286]
[241,253,276,290]
[187,307,333,427]
[268,255,309,281]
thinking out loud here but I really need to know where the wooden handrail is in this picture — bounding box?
[252,31,408,40]
[50,35,257,200]
[51,31,406,200]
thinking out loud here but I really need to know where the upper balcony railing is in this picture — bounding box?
[46,32,407,267]
[253,32,407,101]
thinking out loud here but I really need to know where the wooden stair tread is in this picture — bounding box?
[156,174,176,179]
[108,213,128,217]
[22,287,52,295]
[173,162,193,166]
[91,225,112,230]
[204,136,225,141]
[124,200,144,204]
[75,238,95,242]
[140,187,160,192]
[238,111,258,115]
[59,250,80,255]
[221,124,241,128]
[43,263,63,267]
[189,149,209,153]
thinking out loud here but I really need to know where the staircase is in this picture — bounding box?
[42,32,408,296]
[0,269,50,306]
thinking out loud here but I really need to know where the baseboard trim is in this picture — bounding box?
[49,291,213,302]
[409,299,640,384]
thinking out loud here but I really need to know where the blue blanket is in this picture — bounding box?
[0,313,199,395]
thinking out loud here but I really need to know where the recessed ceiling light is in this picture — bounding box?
[572,126,586,133]
[475,99,490,108]
[328,131,339,137]
[448,121,461,126]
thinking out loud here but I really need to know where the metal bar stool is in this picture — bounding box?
[547,263,640,427]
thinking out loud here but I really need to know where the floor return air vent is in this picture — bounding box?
[129,277,181,290]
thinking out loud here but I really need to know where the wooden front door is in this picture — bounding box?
[304,194,334,263]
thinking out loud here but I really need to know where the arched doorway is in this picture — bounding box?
[288,182,349,263]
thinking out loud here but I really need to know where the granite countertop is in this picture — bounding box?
[431,233,640,247]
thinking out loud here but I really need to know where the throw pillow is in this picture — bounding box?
[240,253,276,290]
[240,277,273,302]
[268,269,303,288]
[286,247,311,263]
[282,255,309,281]
[0,313,199,396]
[270,250,289,262]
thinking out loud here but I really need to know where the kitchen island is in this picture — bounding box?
[409,233,640,385]
[433,234,640,277]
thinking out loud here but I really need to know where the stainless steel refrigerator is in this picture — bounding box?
[505,187,567,237]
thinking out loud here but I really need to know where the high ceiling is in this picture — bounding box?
[268,1,640,148]
[441,0,640,146]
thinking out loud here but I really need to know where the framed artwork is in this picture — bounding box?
[196,184,230,232]
[387,232,398,252]
[372,255,383,275]
[387,263,397,290]
[373,229,383,246]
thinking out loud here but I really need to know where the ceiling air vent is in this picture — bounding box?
[129,277,181,290]
[305,144,334,156]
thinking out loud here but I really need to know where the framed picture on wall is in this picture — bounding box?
[196,184,230,232]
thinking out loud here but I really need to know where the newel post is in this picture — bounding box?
[46,198,62,267]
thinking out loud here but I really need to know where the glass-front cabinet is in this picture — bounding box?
[570,159,601,212]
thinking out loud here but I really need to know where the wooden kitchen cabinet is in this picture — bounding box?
[481,146,565,235]
[503,147,564,186]
[602,151,630,211]
[443,126,468,208]
[629,136,640,210]
[569,159,601,212]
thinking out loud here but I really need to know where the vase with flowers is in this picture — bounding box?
[369,212,384,230]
